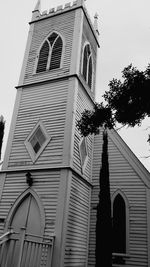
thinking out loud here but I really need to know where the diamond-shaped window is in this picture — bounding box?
[30,126,46,154]
[79,137,88,171]
[25,121,51,163]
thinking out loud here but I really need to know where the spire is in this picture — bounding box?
[32,0,41,21]
[94,13,99,35]
[34,0,41,12]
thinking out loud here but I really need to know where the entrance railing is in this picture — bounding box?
[0,231,55,267]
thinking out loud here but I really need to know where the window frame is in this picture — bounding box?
[81,42,94,90]
[112,190,130,262]
[34,31,64,74]
[79,137,89,173]
[25,121,51,163]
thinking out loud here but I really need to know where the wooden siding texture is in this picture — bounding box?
[73,83,94,181]
[88,130,148,267]
[0,170,60,236]
[24,11,75,85]
[64,173,91,266]
[8,80,68,169]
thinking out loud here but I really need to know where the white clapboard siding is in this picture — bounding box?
[0,170,60,236]
[73,84,94,181]
[8,80,68,168]
[24,11,75,85]
[88,130,148,267]
[64,174,90,266]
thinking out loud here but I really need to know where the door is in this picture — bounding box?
[0,192,53,267]
[11,194,42,236]
[9,193,43,267]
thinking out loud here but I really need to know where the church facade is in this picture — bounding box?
[0,1,150,266]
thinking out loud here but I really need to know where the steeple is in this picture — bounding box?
[34,0,41,11]
[32,0,41,20]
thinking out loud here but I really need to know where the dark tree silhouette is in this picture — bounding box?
[0,116,5,160]
[95,129,112,267]
[77,64,150,142]
[104,64,150,127]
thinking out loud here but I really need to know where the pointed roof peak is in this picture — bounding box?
[34,0,41,12]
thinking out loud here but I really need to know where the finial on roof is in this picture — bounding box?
[32,0,41,20]
[34,0,41,12]
[94,13,99,35]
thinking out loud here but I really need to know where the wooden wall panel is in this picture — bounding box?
[64,174,91,266]
[8,80,68,168]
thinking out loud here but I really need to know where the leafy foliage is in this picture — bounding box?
[76,103,115,136]
[77,64,150,137]
[104,64,150,127]
[0,116,5,160]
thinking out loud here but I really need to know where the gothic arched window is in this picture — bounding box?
[82,43,93,89]
[36,32,63,73]
[113,194,126,254]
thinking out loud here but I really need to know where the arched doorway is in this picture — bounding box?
[10,193,43,236]
[0,189,54,267]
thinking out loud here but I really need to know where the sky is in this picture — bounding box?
[0,0,150,170]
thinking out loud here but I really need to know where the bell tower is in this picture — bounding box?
[0,1,99,266]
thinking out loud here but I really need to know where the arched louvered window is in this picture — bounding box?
[83,46,88,80]
[36,32,63,73]
[36,41,49,73]
[113,194,126,254]
[50,36,63,70]
[88,56,92,88]
[82,43,93,89]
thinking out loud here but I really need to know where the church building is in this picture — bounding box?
[0,1,150,266]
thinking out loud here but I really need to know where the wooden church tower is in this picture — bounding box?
[0,1,99,266]
[1,1,150,267]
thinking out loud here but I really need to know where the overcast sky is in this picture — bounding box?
[0,0,150,170]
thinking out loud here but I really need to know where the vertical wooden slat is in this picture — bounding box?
[46,244,52,267]
[24,241,32,267]
[17,228,26,267]
[37,243,42,267]
[4,239,15,267]
[32,243,39,267]
[48,239,54,267]
[41,244,47,267]
[20,241,28,267]
[0,243,5,266]
[28,242,35,267]
[0,242,8,267]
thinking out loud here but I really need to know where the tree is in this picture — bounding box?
[77,64,150,140]
[95,129,112,267]
[104,64,150,128]
[0,116,5,160]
